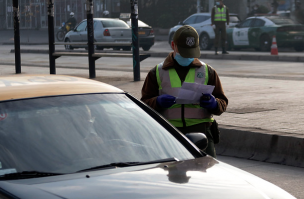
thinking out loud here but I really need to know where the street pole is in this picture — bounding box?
[130,0,140,82]
[13,0,21,74]
[47,0,56,74]
[86,0,95,79]
[209,0,214,12]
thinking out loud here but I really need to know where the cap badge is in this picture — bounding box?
[186,37,195,47]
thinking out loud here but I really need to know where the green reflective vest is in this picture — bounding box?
[156,62,214,128]
[214,5,227,22]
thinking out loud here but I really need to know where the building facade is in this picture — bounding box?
[1,0,120,29]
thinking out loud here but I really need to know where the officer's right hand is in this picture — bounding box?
[156,94,176,108]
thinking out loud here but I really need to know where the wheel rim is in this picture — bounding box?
[58,32,64,41]
[260,37,270,51]
[200,36,208,49]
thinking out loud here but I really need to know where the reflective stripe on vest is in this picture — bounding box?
[214,6,227,21]
[156,62,214,127]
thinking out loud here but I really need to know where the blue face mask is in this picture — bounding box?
[216,2,220,5]
[174,53,194,67]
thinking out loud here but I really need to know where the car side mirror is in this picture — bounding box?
[178,21,184,25]
[235,24,240,28]
[185,133,208,151]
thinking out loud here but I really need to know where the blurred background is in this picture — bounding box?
[0,0,303,30]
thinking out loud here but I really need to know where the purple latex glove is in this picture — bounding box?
[157,94,176,108]
[200,94,218,110]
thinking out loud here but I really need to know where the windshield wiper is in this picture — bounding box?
[0,171,64,180]
[77,157,179,172]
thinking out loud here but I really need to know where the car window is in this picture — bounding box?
[239,19,254,28]
[101,20,129,28]
[184,16,197,25]
[195,15,210,23]
[0,94,194,175]
[267,17,297,25]
[138,20,149,27]
[230,16,240,23]
[252,19,265,27]
[75,21,87,32]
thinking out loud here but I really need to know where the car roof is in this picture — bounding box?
[0,75,123,101]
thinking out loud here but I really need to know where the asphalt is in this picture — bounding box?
[1,29,304,168]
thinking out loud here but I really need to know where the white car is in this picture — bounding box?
[168,13,240,50]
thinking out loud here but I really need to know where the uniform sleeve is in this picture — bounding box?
[226,7,230,25]
[207,65,228,115]
[140,66,162,112]
[211,7,215,24]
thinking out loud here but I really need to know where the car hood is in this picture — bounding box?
[0,157,295,199]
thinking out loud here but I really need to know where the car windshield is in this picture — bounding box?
[101,20,129,28]
[0,94,193,176]
[267,17,297,25]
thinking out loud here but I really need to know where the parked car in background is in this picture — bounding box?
[226,16,304,51]
[64,18,132,51]
[168,13,241,50]
[120,13,155,51]
[0,74,296,199]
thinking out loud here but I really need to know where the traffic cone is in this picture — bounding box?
[271,36,278,55]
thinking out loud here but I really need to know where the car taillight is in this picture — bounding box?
[149,29,154,36]
[103,29,110,36]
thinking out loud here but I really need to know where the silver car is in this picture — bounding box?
[168,13,240,50]
[64,18,132,51]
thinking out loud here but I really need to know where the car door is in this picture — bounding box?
[70,21,87,42]
[248,18,265,47]
[191,15,208,32]
[233,19,254,46]
[80,21,98,42]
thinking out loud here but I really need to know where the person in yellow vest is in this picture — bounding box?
[141,25,228,158]
[211,0,230,55]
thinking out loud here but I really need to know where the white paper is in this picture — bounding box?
[176,83,215,104]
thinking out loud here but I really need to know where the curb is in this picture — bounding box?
[216,125,304,168]
[10,49,304,63]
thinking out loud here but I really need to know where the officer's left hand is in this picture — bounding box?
[200,94,218,110]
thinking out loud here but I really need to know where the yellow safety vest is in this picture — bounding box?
[156,62,214,128]
[214,5,227,22]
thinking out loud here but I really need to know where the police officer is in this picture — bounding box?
[141,25,228,158]
[211,0,230,55]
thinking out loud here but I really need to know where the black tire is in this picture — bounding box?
[122,47,131,51]
[259,34,271,52]
[64,38,73,50]
[226,39,232,51]
[199,33,212,50]
[96,46,104,51]
[56,30,65,42]
[294,45,304,52]
[142,45,152,51]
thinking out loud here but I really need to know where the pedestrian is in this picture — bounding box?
[141,25,228,158]
[211,0,230,55]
